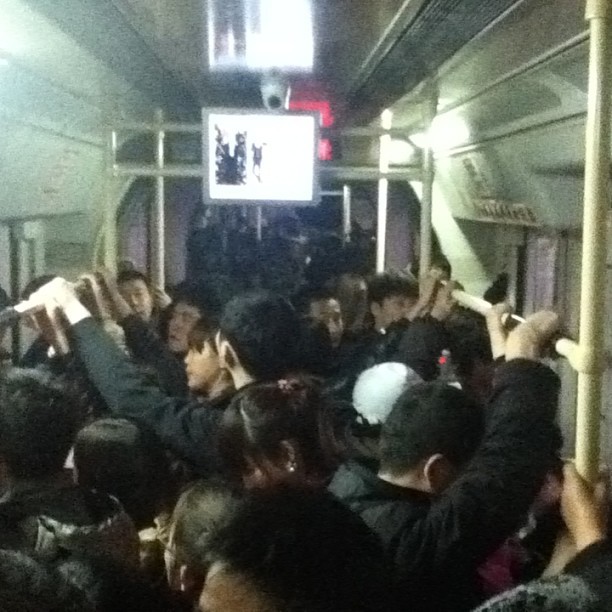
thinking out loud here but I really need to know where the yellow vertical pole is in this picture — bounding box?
[419,92,438,278]
[152,109,166,289]
[575,0,612,482]
[102,129,118,272]
[342,184,352,244]
[376,110,393,273]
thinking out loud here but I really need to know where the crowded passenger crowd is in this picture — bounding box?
[0,238,610,612]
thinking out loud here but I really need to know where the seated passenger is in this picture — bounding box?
[165,482,236,603]
[200,488,396,612]
[185,318,233,402]
[218,377,339,489]
[0,368,138,566]
[329,312,562,612]
[29,280,303,477]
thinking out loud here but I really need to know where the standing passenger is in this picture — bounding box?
[330,311,562,611]
[28,279,303,477]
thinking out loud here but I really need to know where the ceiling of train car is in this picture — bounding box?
[106,0,416,112]
[17,0,530,124]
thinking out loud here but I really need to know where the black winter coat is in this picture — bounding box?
[72,318,231,477]
[329,360,560,612]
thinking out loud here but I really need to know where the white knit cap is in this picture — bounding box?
[353,362,422,425]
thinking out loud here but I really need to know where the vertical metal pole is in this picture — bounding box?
[342,184,352,244]
[152,109,166,289]
[419,93,437,278]
[575,0,611,482]
[256,206,263,242]
[103,130,118,272]
[376,110,393,273]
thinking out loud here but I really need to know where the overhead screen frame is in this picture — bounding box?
[202,107,320,207]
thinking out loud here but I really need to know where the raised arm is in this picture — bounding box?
[397,312,562,573]
[29,278,222,475]
[96,270,189,397]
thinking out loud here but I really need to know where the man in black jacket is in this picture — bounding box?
[30,279,303,478]
[329,311,561,612]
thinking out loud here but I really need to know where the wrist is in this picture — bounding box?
[62,298,92,326]
[575,528,606,552]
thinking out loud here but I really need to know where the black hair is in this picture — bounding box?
[380,382,484,475]
[483,273,510,305]
[171,481,235,572]
[445,308,493,380]
[367,273,418,306]
[205,488,395,612]
[187,316,219,353]
[219,291,302,380]
[0,369,79,479]
[292,285,338,316]
[116,269,150,287]
[218,377,339,485]
[171,282,222,321]
[431,254,452,278]
[297,318,335,377]
[73,419,173,529]
[0,550,92,612]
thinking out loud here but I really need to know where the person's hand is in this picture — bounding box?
[30,277,80,313]
[560,462,608,552]
[78,274,113,321]
[485,303,513,360]
[407,275,438,320]
[486,302,513,323]
[505,310,559,361]
[151,286,172,311]
[95,268,132,321]
[28,277,91,326]
[430,281,459,321]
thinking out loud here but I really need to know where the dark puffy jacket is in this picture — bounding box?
[329,360,560,612]
[0,484,138,566]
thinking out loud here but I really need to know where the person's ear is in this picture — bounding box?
[422,454,456,494]
[216,332,239,371]
[370,301,381,319]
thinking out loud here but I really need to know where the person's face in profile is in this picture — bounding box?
[167,303,201,354]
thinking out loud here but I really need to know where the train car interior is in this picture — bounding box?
[1,2,612,606]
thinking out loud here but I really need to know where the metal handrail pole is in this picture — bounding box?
[575,0,612,482]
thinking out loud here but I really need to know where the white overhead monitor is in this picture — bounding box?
[202,108,319,206]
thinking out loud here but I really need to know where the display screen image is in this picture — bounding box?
[203,110,318,205]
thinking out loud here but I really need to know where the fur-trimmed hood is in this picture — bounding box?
[0,484,139,566]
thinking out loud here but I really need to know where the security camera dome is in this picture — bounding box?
[260,71,291,110]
